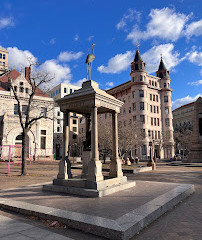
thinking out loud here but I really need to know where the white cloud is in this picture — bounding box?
[106,81,114,87]
[0,17,14,29]
[186,50,202,66]
[39,60,72,87]
[142,44,182,73]
[188,80,202,86]
[71,78,87,87]
[74,34,79,41]
[116,9,141,30]
[127,8,190,43]
[97,51,134,74]
[172,94,202,110]
[58,51,83,62]
[185,19,202,38]
[87,35,94,41]
[42,38,56,46]
[5,46,37,70]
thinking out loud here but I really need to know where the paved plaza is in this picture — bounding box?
[0,161,202,239]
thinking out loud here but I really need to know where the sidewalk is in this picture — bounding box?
[0,214,74,240]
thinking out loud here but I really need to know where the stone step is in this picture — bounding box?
[43,180,136,197]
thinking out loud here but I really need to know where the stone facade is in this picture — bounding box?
[0,50,54,159]
[99,47,175,160]
[188,97,202,162]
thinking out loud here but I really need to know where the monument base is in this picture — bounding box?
[43,176,136,197]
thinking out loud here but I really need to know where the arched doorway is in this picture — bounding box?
[14,134,29,157]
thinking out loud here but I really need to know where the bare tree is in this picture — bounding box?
[174,129,192,154]
[118,120,143,158]
[5,62,54,175]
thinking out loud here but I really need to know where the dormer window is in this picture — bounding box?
[20,82,23,86]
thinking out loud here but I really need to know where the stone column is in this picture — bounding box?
[110,111,123,178]
[87,107,103,182]
[57,111,70,179]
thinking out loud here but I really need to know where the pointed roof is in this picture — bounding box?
[134,43,143,62]
[158,56,167,71]
[134,49,143,62]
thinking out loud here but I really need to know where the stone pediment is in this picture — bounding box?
[56,80,124,114]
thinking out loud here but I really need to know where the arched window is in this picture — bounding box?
[140,75,143,81]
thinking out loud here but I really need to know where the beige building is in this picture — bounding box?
[99,47,175,159]
[172,102,194,131]
[0,48,54,159]
[49,83,81,159]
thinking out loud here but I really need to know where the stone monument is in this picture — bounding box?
[43,45,136,197]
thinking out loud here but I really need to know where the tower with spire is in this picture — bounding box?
[156,56,175,158]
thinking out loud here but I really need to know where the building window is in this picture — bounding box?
[154,106,156,113]
[64,88,67,93]
[154,118,156,126]
[73,119,77,124]
[0,53,2,58]
[152,81,154,86]
[73,127,77,132]
[140,102,144,110]
[56,90,58,95]
[132,76,134,82]
[158,131,160,139]
[149,80,151,85]
[22,105,27,115]
[57,111,60,116]
[132,91,135,99]
[164,96,168,102]
[140,115,145,123]
[133,115,136,121]
[156,95,158,102]
[157,106,159,113]
[150,105,152,113]
[41,107,47,117]
[150,94,152,101]
[148,130,151,137]
[151,117,153,125]
[20,82,23,86]
[140,75,143,81]
[40,130,46,149]
[165,107,169,114]
[73,134,77,139]
[152,130,154,139]
[20,87,24,93]
[57,119,60,124]
[70,89,73,94]
[164,83,166,88]
[73,113,76,117]
[141,145,146,155]
[155,131,157,139]
[25,88,28,93]
[3,54,5,60]
[133,103,136,111]
[153,95,155,101]
[139,90,144,97]
[14,86,17,92]
[157,118,160,126]
[57,127,60,132]
[123,98,126,103]
[129,107,131,113]
[165,118,170,126]
[14,104,19,115]
[155,82,157,87]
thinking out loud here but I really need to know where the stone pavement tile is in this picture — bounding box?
[0,214,74,240]
[20,227,74,240]
[0,215,33,237]
[1,233,34,240]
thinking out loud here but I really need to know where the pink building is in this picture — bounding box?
[105,47,174,160]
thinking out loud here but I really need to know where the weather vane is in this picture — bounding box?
[160,53,163,60]
[85,43,96,80]
[136,43,139,50]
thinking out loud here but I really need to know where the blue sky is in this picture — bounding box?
[0,0,201,109]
